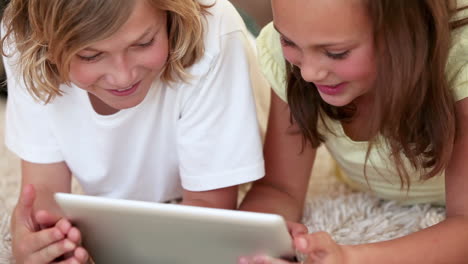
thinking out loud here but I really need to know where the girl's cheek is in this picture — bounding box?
[334,56,374,81]
[334,46,376,81]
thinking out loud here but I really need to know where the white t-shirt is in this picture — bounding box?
[4,0,265,202]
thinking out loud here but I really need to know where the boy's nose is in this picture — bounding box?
[105,56,135,88]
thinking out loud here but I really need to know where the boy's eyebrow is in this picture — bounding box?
[82,26,159,52]
[134,26,159,42]
[273,24,349,49]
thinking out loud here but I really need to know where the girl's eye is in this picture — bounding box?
[136,37,155,48]
[326,50,350,60]
[279,35,295,47]
[77,52,102,62]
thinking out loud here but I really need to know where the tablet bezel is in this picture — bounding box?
[54,193,294,264]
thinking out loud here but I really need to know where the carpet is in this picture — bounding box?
[0,95,445,263]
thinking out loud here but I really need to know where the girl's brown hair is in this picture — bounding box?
[1,0,210,103]
[286,0,468,189]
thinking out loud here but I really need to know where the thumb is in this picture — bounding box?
[287,221,309,237]
[294,232,336,260]
[16,184,39,231]
[252,255,292,264]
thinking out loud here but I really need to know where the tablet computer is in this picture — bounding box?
[54,193,295,264]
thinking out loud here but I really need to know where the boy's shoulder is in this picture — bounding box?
[202,0,249,42]
[184,0,250,73]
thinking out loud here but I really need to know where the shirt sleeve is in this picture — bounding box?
[176,30,265,191]
[451,63,468,102]
[3,51,64,163]
[256,22,288,102]
[447,20,468,101]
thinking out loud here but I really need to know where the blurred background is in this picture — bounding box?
[231,0,272,36]
[0,0,8,98]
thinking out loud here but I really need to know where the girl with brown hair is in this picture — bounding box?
[1,0,266,262]
[240,0,468,263]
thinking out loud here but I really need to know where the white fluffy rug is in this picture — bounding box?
[0,97,445,263]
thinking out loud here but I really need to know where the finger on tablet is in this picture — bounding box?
[52,247,89,264]
[74,247,89,263]
[36,210,62,229]
[30,227,65,251]
[32,239,76,263]
[286,221,308,237]
[66,227,82,245]
[55,218,73,235]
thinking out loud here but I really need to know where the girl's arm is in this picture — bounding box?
[239,90,316,221]
[281,98,468,264]
[343,97,468,263]
[333,96,468,264]
[242,101,468,264]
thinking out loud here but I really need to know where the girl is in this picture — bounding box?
[240,0,468,263]
[1,0,266,263]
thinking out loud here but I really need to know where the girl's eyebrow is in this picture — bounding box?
[82,26,159,52]
[273,24,295,44]
[273,24,350,49]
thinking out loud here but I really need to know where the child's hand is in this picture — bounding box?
[36,210,90,263]
[238,221,307,264]
[238,231,347,264]
[11,184,89,264]
[291,232,346,264]
[286,221,309,237]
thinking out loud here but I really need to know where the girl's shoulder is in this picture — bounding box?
[447,4,468,102]
[257,23,283,65]
[256,23,288,102]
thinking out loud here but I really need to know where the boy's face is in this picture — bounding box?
[69,0,169,113]
[272,0,377,107]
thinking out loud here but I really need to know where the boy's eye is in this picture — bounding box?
[326,50,350,60]
[75,37,155,62]
[77,52,102,62]
[279,35,295,47]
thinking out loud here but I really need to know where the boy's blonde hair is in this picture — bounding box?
[1,0,209,103]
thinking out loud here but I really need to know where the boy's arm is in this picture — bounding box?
[239,90,316,221]
[182,186,238,209]
[18,160,73,215]
[13,160,72,233]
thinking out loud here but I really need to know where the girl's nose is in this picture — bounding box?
[299,57,328,83]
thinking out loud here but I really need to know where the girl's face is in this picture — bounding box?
[69,0,169,112]
[272,0,377,107]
